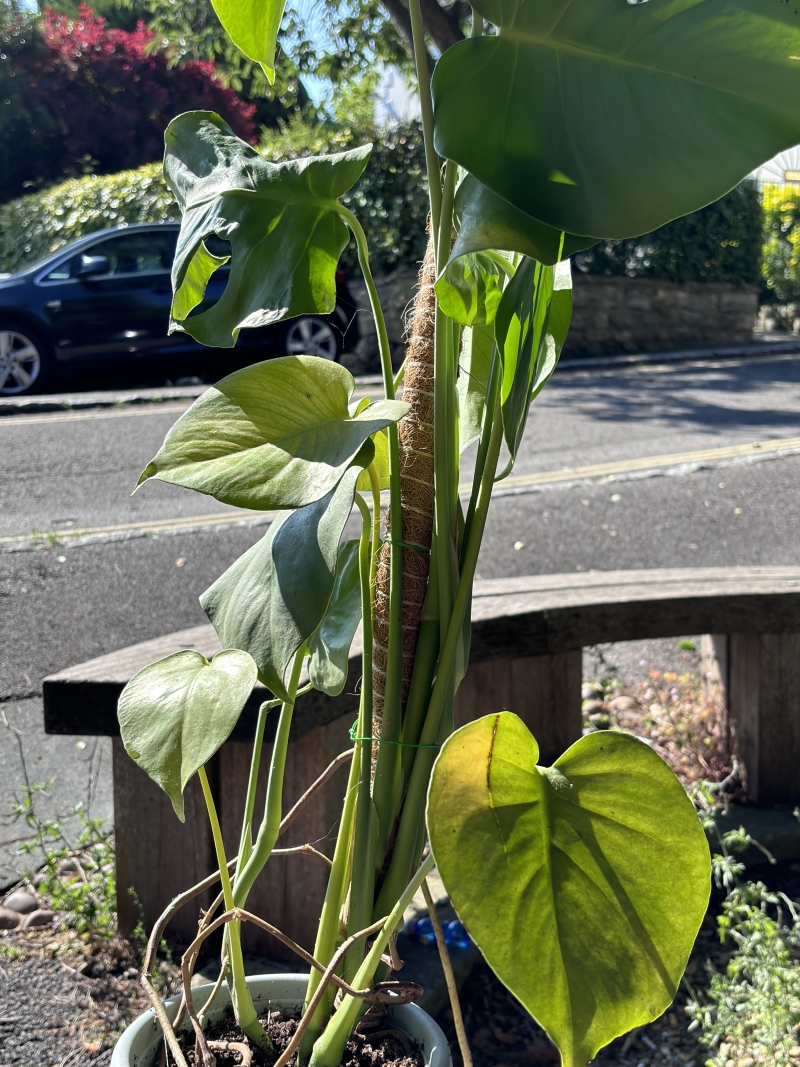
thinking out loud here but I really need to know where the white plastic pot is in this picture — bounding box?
[111,972,453,1067]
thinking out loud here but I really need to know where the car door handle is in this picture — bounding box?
[45,299,62,311]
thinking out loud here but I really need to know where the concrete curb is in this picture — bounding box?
[1,342,799,417]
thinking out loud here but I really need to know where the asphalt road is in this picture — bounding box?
[2,352,800,882]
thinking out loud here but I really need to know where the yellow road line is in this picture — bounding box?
[472,435,800,494]
[4,434,799,547]
[0,403,193,427]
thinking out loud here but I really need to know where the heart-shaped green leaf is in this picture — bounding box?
[117,649,257,821]
[200,465,363,699]
[435,248,511,327]
[449,175,595,266]
[433,0,800,239]
[137,356,409,511]
[457,323,494,454]
[427,713,711,1067]
[307,540,361,697]
[164,112,371,347]
[209,0,285,82]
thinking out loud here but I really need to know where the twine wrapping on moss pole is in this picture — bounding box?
[372,236,436,735]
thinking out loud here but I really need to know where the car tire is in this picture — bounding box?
[0,324,51,396]
[281,316,342,361]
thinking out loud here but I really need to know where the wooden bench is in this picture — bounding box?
[43,566,800,955]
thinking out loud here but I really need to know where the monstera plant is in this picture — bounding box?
[116,1,800,1065]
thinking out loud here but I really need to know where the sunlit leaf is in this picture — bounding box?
[137,356,408,511]
[307,540,361,697]
[164,112,371,347]
[200,466,363,699]
[427,714,711,1067]
[433,0,800,238]
[172,241,229,322]
[457,323,494,454]
[210,0,286,83]
[117,649,257,821]
[435,248,511,327]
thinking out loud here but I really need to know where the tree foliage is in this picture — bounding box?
[0,2,256,203]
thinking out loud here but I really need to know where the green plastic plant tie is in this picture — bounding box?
[381,538,431,555]
[348,719,440,748]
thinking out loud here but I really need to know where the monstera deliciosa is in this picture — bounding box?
[433,0,800,237]
[164,112,371,347]
[114,0,796,1064]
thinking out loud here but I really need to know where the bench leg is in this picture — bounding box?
[454,651,583,765]
[113,737,215,948]
[727,633,800,806]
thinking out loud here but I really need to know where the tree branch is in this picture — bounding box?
[418,0,464,53]
[380,0,435,77]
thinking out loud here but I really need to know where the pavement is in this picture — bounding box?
[2,345,800,884]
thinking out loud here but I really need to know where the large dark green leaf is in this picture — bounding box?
[117,649,257,821]
[164,112,371,347]
[433,0,800,239]
[427,714,711,1067]
[200,466,363,700]
[307,540,361,697]
[449,175,594,266]
[137,356,408,511]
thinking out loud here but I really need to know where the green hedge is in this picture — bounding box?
[0,163,179,274]
[573,183,763,287]
[761,183,800,307]
[0,128,767,288]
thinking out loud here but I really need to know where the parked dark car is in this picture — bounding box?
[0,222,360,396]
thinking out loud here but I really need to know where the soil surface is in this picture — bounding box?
[173,1009,424,1067]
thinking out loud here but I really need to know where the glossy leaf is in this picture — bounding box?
[435,248,511,327]
[427,714,711,1067]
[457,323,494,454]
[200,466,363,699]
[210,0,285,83]
[117,649,257,821]
[172,241,229,322]
[449,175,594,266]
[164,112,371,348]
[433,0,800,239]
[356,428,390,493]
[307,540,361,697]
[137,356,409,511]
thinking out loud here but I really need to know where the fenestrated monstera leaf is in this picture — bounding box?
[200,465,363,700]
[118,649,257,821]
[209,0,285,83]
[164,112,371,347]
[307,540,361,697]
[427,714,711,1067]
[433,0,800,239]
[136,356,408,511]
[448,175,595,266]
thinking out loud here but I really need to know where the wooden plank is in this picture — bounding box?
[454,651,582,764]
[44,567,800,739]
[113,737,215,947]
[730,633,800,806]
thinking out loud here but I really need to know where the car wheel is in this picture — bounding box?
[0,326,50,396]
[282,317,342,361]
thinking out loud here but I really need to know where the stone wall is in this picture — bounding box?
[345,270,759,371]
[564,274,760,358]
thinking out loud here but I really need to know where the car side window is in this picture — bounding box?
[42,230,178,282]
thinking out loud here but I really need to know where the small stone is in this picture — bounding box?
[58,858,79,875]
[191,971,210,988]
[21,909,55,929]
[610,695,639,714]
[3,891,38,914]
[582,683,604,701]
[583,699,605,715]
[588,712,610,727]
[0,907,21,930]
[32,872,47,888]
[77,958,95,976]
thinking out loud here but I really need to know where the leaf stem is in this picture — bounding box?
[198,766,269,1050]
[407,0,441,240]
[233,648,304,908]
[237,699,280,867]
[421,879,473,1067]
[310,853,436,1067]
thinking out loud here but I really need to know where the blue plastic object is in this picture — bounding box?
[412,917,436,944]
[443,920,470,949]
